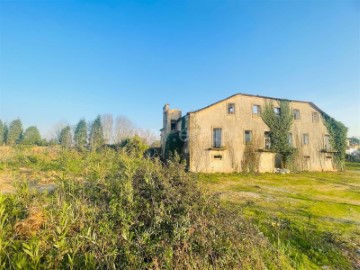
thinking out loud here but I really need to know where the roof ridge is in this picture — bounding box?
[187,92,321,114]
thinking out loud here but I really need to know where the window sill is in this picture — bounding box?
[320,149,337,153]
[207,147,226,151]
[257,148,276,153]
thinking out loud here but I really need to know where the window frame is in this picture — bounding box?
[244,130,253,144]
[302,133,309,145]
[252,104,261,116]
[213,128,222,148]
[264,131,271,149]
[274,107,281,116]
[288,132,293,146]
[293,109,300,120]
[324,134,331,150]
[312,112,320,123]
[227,103,235,115]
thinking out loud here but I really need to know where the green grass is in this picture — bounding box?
[197,164,360,269]
[346,161,360,171]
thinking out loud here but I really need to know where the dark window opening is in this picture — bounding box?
[264,131,271,149]
[274,107,281,116]
[170,120,177,131]
[245,130,252,144]
[214,155,223,160]
[213,128,222,148]
[227,103,235,114]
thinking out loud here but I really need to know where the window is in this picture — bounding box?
[213,128,222,148]
[213,154,223,160]
[303,134,309,145]
[288,133,293,146]
[312,112,319,123]
[274,107,281,116]
[264,131,271,149]
[252,105,261,115]
[244,130,252,144]
[293,109,300,120]
[227,103,235,114]
[324,135,331,150]
[170,120,177,131]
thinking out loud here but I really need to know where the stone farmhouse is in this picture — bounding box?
[160,93,336,173]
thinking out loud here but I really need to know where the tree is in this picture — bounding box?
[89,115,104,150]
[101,114,113,144]
[74,119,87,150]
[59,126,72,148]
[0,120,4,145]
[21,126,42,145]
[114,116,136,143]
[3,123,8,145]
[6,119,23,145]
[138,128,158,145]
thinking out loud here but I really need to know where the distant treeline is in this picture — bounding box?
[0,115,158,150]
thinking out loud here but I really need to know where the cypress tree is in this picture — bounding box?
[59,126,72,149]
[74,119,87,150]
[89,115,104,150]
[7,119,23,145]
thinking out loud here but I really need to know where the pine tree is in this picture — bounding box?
[89,115,104,150]
[7,119,23,145]
[59,126,72,149]
[0,120,4,145]
[74,119,87,150]
[22,126,42,145]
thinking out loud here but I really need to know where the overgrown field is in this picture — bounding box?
[0,146,290,269]
[198,164,360,269]
[0,146,359,269]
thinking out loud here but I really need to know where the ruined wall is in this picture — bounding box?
[160,104,182,157]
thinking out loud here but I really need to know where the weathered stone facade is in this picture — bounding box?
[161,93,336,173]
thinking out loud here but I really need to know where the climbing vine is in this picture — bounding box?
[164,132,183,160]
[320,111,347,170]
[164,117,187,161]
[261,100,296,168]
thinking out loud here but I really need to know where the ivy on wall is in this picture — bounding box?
[164,117,188,161]
[320,111,348,170]
[164,131,184,160]
[261,100,296,168]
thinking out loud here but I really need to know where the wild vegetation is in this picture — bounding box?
[0,146,294,269]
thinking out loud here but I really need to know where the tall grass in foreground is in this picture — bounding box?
[0,149,293,269]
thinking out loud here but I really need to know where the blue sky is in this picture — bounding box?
[0,0,359,137]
